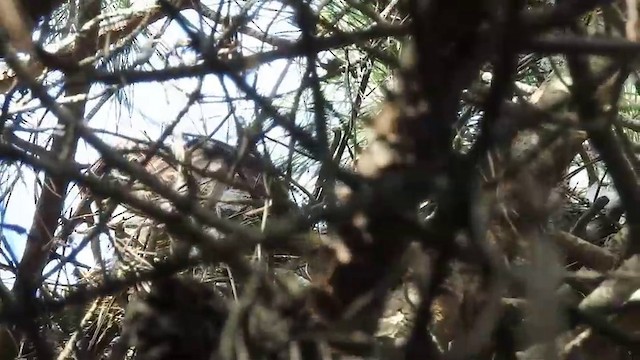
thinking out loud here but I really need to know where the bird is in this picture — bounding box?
[75,135,275,269]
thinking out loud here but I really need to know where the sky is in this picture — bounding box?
[0,0,325,286]
[0,0,603,287]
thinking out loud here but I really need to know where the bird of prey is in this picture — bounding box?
[74,135,278,270]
